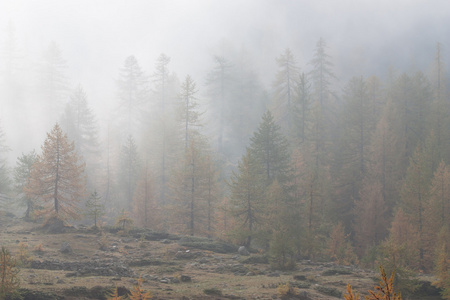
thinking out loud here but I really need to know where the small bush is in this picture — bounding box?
[321,268,352,276]
[203,287,222,296]
[241,255,269,264]
[314,285,342,298]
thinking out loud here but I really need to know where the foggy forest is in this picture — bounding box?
[1,1,450,299]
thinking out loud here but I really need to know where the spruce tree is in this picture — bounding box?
[249,111,290,185]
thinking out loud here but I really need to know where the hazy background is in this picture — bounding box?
[1,0,450,161]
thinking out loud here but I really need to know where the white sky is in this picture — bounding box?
[1,0,450,160]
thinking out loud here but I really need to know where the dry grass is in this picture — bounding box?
[0,215,441,299]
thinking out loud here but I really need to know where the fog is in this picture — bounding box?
[1,0,450,165]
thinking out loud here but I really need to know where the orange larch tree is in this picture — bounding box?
[25,123,86,221]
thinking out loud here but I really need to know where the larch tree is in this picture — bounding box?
[116,55,149,137]
[170,136,217,236]
[293,72,312,144]
[424,161,450,255]
[310,38,335,109]
[133,162,159,229]
[178,75,201,151]
[149,53,179,204]
[333,76,374,230]
[205,55,234,153]
[400,135,436,271]
[60,85,100,190]
[85,191,105,228]
[25,123,86,221]
[119,135,141,211]
[272,48,299,136]
[13,150,37,219]
[228,149,266,246]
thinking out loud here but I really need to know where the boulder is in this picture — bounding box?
[238,246,250,256]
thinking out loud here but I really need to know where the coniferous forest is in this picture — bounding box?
[1,1,450,299]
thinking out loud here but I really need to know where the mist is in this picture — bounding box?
[2,1,449,158]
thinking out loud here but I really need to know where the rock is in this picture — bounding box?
[238,246,250,256]
[172,277,180,284]
[60,242,73,254]
[175,250,195,259]
[293,274,307,281]
[180,275,192,282]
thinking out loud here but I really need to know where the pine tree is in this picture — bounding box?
[25,124,86,221]
[13,150,37,219]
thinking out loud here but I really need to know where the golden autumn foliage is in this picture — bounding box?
[25,123,86,221]
[345,267,401,300]
[129,274,152,300]
[0,247,20,299]
[107,284,124,300]
[327,222,358,265]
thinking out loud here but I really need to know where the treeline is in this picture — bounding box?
[0,22,450,297]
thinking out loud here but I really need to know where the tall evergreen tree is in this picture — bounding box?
[293,73,312,144]
[119,135,141,211]
[116,55,148,137]
[229,149,266,246]
[333,76,374,229]
[249,111,290,184]
[61,85,100,190]
[400,140,435,271]
[205,56,234,153]
[170,136,218,236]
[272,48,299,135]
[133,162,159,229]
[178,75,201,151]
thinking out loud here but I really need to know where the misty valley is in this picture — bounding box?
[1,1,450,299]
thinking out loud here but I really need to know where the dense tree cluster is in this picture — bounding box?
[1,26,450,298]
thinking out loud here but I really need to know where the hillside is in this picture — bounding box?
[0,212,443,300]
